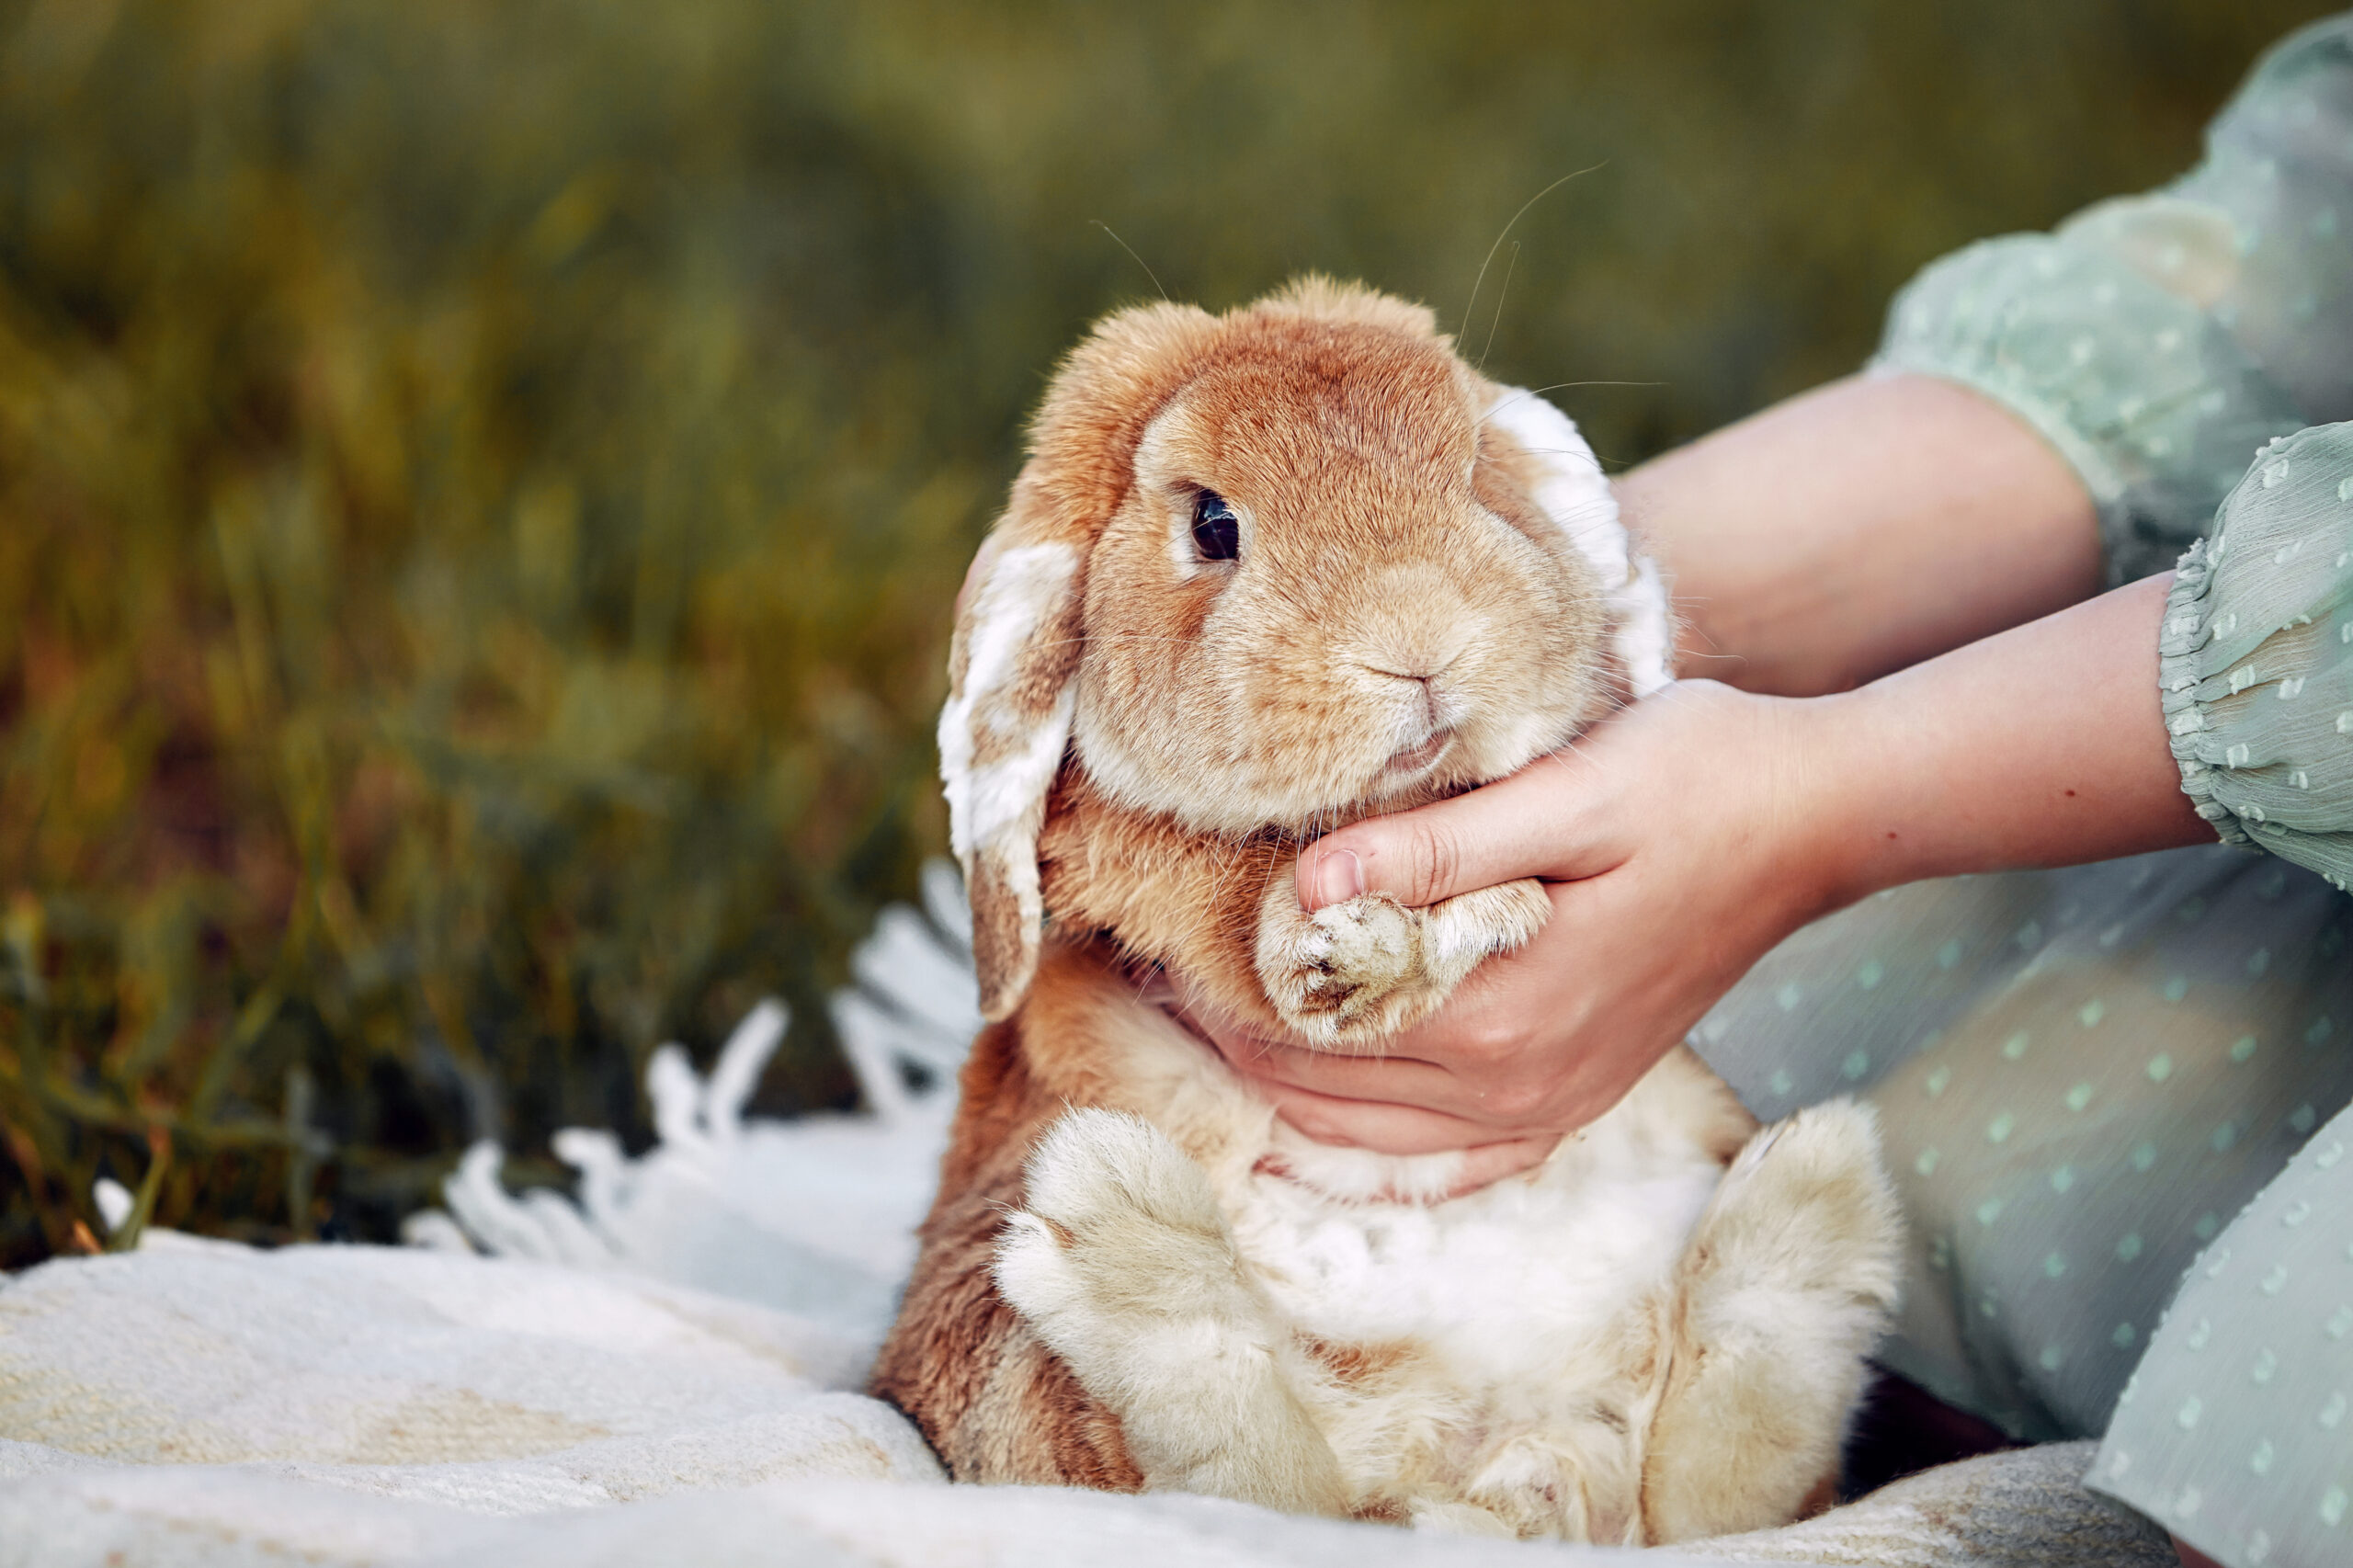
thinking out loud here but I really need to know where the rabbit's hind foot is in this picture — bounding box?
[994,1108,1350,1516]
[1639,1099,1903,1543]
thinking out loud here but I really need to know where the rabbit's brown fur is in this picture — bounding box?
[876,279,1902,1541]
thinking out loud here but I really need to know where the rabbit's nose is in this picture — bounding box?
[1361,665,1449,728]
[1361,641,1465,687]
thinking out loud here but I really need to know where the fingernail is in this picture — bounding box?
[1312,847,1363,906]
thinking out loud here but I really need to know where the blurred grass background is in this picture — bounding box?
[0,0,2336,1266]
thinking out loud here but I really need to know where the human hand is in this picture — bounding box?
[1176,564,2209,1186]
[1176,680,1856,1179]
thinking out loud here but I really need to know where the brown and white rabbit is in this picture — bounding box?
[870,278,1902,1543]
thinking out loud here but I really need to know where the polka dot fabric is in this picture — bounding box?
[1696,846,2353,1443]
[1694,18,2353,1566]
[2095,1100,2353,1567]
[1874,232,2302,585]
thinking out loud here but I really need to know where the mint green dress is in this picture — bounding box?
[1689,17,2353,1567]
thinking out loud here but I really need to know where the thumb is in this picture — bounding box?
[1297,756,1608,911]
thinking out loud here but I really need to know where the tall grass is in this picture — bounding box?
[0,0,2327,1264]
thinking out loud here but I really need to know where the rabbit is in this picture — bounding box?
[870,278,1902,1543]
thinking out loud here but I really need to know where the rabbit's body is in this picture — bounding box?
[873,280,1902,1543]
[875,939,1898,1540]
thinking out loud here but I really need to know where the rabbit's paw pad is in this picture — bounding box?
[1260,894,1419,1018]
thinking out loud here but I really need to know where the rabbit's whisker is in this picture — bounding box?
[1474,382,1663,434]
[1460,165,1603,341]
[1475,240,1519,374]
[1089,219,1169,304]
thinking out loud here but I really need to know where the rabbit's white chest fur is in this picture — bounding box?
[989,987,1878,1539]
[1108,991,1725,1355]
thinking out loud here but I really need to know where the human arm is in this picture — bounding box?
[1622,370,2103,697]
[1186,569,2211,1173]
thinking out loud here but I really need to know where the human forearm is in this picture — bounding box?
[1618,375,2105,697]
[1802,572,2211,905]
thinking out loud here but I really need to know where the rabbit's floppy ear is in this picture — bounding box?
[940,300,1219,1020]
[1480,384,1677,699]
[938,476,1083,1022]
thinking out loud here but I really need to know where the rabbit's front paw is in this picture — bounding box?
[1420,878,1551,989]
[1256,889,1423,1042]
[1256,873,1550,1045]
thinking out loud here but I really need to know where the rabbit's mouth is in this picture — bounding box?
[1380,728,1453,780]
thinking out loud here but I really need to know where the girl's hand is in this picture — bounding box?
[1178,680,1847,1176]
[1178,574,2205,1175]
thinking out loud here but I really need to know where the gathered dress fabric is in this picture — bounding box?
[1687,16,2353,1568]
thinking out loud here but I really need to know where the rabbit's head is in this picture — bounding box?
[944,277,1665,1020]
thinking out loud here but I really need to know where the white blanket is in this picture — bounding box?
[0,869,2174,1567]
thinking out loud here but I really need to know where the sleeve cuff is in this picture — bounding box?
[2155,422,2353,892]
[2162,541,2261,852]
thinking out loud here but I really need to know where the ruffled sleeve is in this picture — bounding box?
[1874,226,2302,583]
[2161,16,2353,429]
[1872,14,2353,585]
[2159,423,2353,889]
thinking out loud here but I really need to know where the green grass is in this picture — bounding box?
[0,0,2331,1265]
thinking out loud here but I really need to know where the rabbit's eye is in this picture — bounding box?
[1190,490,1241,562]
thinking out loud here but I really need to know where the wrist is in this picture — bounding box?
[1638,685,1883,944]
[1767,687,1906,920]
[1797,681,1942,907]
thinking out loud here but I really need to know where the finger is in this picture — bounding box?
[1449,1137,1562,1193]
[1378,925,1567,1066]
[1277,1108,1558,1199]
[1215,1033,1463,1103]
[1197,937,1583,1131]
[1171,982,1478,1108]
[1297,749,1616,910]
[1256,1082,1560,1189]
[1229,1028,1565,1131]
[1250,1078,1515,1156]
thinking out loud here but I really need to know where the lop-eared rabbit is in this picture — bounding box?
[871,279,1900,1543]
